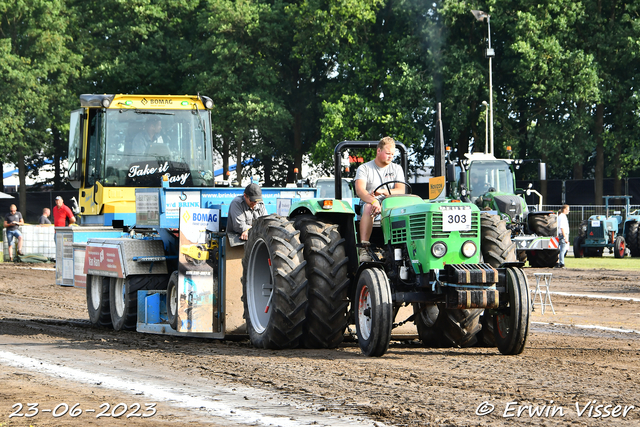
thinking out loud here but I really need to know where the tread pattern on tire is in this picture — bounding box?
[293,215,349,349]
[242,215,308,349]
[480,213,517,267]
[414,304,483,348]
[528,213,558,237]
[626,222,640,257]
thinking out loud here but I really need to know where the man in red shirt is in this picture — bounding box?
[53,196,76,227]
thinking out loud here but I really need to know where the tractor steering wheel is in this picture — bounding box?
[372,180,412,197]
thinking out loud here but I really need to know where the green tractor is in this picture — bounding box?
[450,149,559,268]
[241,141,529,356]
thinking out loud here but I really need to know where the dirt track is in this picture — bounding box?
[0,263,639,426]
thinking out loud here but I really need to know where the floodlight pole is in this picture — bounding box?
[471,10,495,156]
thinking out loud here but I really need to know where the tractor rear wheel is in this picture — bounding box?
[494,267,530,355]
[413,303,482,348]
[167,271,179,330]
[614,236,626,258]
[355,268,392,357]
[242,215,308,349]
[625,222,640,256]
[109,277,138,331]
[293,215,349,349]
[528,213,558,236]
[86,275,112,328]
[573,236,585,258]
[480,213,517,268]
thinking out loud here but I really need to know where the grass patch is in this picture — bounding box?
[563,256,640,270]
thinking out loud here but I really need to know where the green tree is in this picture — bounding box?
[0,0,79,210]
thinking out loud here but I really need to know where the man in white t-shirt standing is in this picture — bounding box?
[354,137,405,262]
[556,204,570,268]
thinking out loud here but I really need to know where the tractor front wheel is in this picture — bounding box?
[355,268,392,357]
[573,236,585,258]
[494,267,530,355]
[614,236,626,258]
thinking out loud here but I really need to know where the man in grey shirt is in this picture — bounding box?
[354,137,405,261]
[227,183,268,241]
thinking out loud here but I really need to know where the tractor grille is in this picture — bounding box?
[431,212,480,239]
[588,222,604,239]
[409,214,427,240]
[391,227,407,243]
[398,212,480,241]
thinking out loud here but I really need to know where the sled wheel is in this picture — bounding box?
[494,267,530,355]
[242,215,308,349]
[166,271,179,330]
[109,277,137,331]
[614,236,626,258]
[86,275,112,328]
[355,268,392,357]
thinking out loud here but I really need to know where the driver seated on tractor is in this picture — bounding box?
[354,136,405,262]
[130,117,164,156]
[470,173,490,196]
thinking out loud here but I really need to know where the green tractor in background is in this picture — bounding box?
[241,140,530,357]
[449,148,559,268]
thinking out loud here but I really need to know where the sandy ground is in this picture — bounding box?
[0,263,639,426]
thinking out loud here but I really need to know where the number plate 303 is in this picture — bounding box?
[442,208,472,232]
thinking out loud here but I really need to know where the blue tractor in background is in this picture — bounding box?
[574,195,640,258]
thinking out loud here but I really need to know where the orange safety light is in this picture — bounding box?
[507,146,512,151]
[294,168,299,173]
[322,200,333,210]
[345,166,350,173]
[446,146,451,152]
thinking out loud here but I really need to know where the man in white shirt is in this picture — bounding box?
[556,204,570,268]
[354,137,405,262]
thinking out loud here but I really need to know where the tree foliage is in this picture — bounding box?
[1,0,639,198]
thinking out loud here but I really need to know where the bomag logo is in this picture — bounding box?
[140,98,173,106]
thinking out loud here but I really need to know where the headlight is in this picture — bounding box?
[462,240,477,258]
[431,241,447,258]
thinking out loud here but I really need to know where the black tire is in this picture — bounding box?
[614,236,626,258]
[573,236,584,258]
[86,275,112,328]
[476,311,496,347]
[494,267,530,355]
[517,250,527,264]
[480,213,517,267]
[109,277,138,331]
[166,271,179,330]
[586,247,603,257]
[355,268,392,357]
[413,303,482,348]
[578,220,588,239]
[528,213,558,236]
[626,222,640,257]
[293,215,349,349]
[242,215,308,349]
[527,249,559,268]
